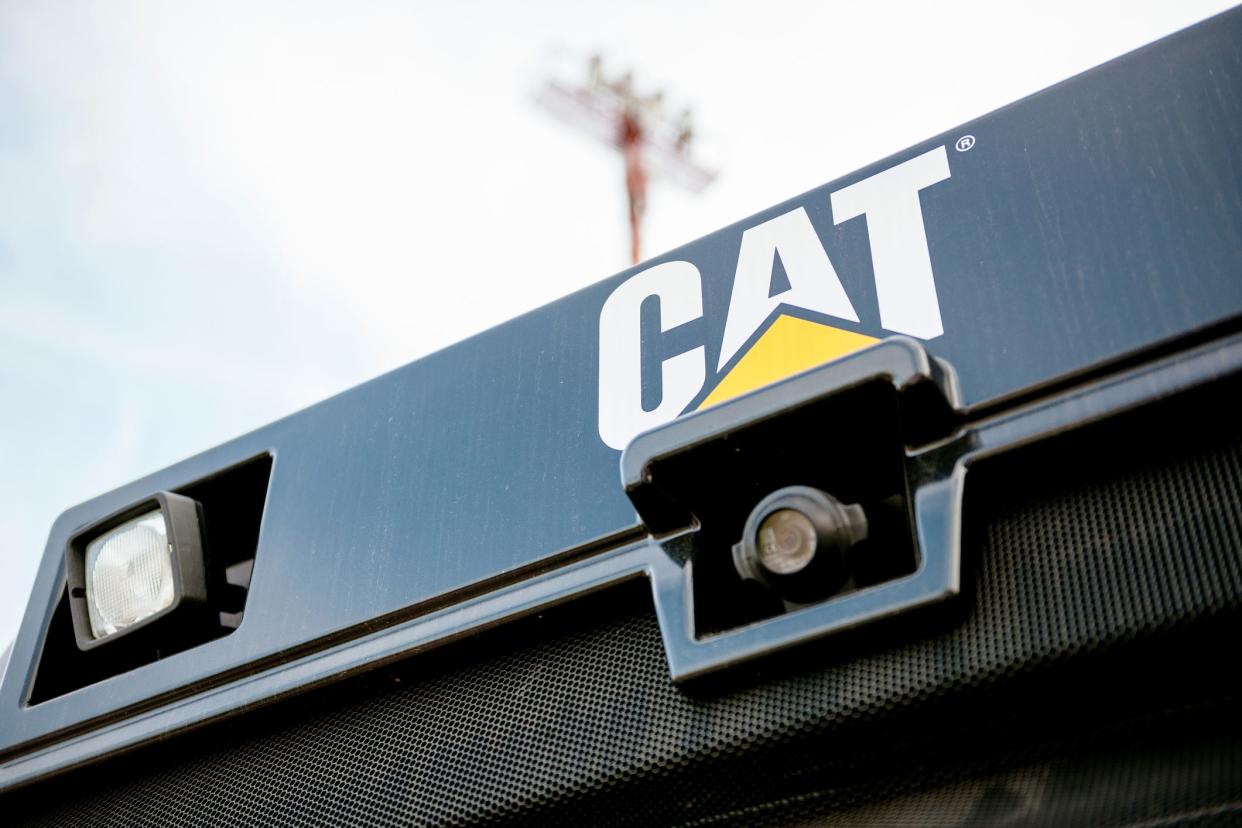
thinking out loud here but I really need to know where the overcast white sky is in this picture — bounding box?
[1,0,1235,648]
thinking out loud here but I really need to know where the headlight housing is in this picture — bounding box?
[66,491,209,651]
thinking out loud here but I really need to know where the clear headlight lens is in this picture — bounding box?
[85,510,176,639]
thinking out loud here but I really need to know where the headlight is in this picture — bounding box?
[84,509,176,638]
[67,491,209,650]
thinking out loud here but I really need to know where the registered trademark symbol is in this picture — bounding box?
[955,134,976,152]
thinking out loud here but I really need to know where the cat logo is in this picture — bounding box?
[598,145,953,450]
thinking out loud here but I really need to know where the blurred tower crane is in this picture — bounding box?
[538,55,716,265]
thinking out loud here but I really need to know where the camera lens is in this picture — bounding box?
[756,508,818,575]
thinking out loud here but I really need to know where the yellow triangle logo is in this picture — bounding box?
[697,315,879,410]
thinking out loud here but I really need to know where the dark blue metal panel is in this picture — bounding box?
[3,5,1242,773]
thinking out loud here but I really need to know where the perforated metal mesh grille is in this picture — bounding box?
[702,734,1242,827]
[12,422,1242,826]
